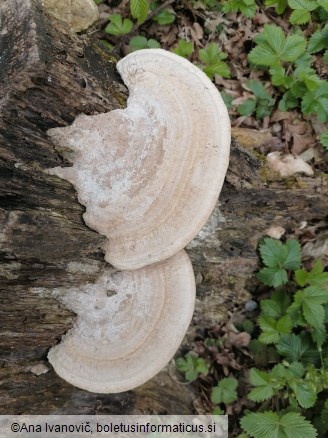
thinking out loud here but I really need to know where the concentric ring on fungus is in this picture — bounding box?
[48,250,195,393]
[48,49,231,270]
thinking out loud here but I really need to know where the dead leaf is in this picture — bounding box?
[227,331,251,348]
[266,152,314,177]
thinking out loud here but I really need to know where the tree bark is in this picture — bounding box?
[1,0,327,414]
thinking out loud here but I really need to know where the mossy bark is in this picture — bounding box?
[1,0,327,415]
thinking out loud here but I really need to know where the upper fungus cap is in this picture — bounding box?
[47,250,195,393]
[48,49,230,270]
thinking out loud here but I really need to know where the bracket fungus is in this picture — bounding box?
[48,49,231,270]
[47,250,195,393]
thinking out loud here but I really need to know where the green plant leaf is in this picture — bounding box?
[129,36,148,50]
[282,34,307,62]
[237,98,256,116]
[211,377,238,405]
[249,25,306,67]
[276,333,321,365]
[301,82,328,122]
[129,36,160,51]
[257,238,301,287]
[241,411,317,438]
[222,0,257,17]
[318,0,328,11]
[203,60,231,79]
[147,38,161,48]
[288,0,318,11]
[259,314,292,344]
[105,14,133,36]
[295,259,328,286]
[284,240,302,270]
[248,369,275,402]
[130,0,149,24]
[257,267,288,288]
[153,9,175,25]
[320,131,328,149]
[308,25,328,53]
[172,39,193,58]
[261,290,291,318]
[290,381,317,408]
[290,8,311,23]
[176,352,209,382]
[265,0,288,14]
[221,91,234,110]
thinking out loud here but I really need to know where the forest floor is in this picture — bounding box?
[93,2,328,437]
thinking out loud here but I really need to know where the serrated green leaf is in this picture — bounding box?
[301,286,328,329]
[284,240,301,270]
[290,9,311,24]
[221,91,234,110]
[130,0,149,24]
[129,36,148,50]
[147,38,160,48]
[282,35,307,62]
[265,0,287,14]
[276,315,293,334]
[277,333,321,365]
[261,290,291,318]
[279,91,300,111]
[318,0,328,11]
[320,131,328,149]
[203,60,230,79]
[248,44,280,66]
[248,386,274,402]
[105,14,133,36]
[241,411,317,438]
[288,0,318,11]
[199,42,220,65]
[258,237,284,268]
[211,377,238,405]
[308,28,328,53]
[264,24,286,54]
[153,9,175,25]
[195,357,209,375]
[172,39,193,58]
[258,315,280,344]
[176,352,206,382]
[249,368,271,386]
[257,267,288,288]
[295,260,328,286]
[222,0,257,17]
[291,381,317,408]
[247,80,271,101]
[257,102,274,119]
[289,361,305,377]
[295,269,308,287]
[237,98,256,116]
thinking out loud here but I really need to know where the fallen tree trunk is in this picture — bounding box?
[1,0,327,414]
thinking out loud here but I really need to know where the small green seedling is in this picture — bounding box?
[105,14,133,36]
[176,352,209,381]
[199,43,230,80]
[211,377,238,405]
[129,36,160,51]
[172,40,193,58]
[237,80,275,119]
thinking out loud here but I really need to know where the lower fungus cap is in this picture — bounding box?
[47,48,230,270]
[48,250,195,393]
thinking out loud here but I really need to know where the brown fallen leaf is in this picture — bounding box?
[227,331,251,348]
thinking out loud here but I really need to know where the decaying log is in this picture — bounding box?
[1,0,327,414]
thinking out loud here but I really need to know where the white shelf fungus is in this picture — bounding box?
[48,49,231,270]
[48,251,195,393]
[46,49,231,393]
